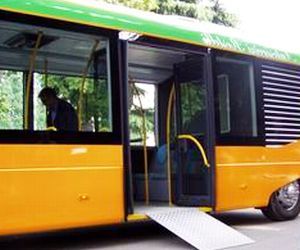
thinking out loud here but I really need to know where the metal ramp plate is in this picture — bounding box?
[145,207,254,250]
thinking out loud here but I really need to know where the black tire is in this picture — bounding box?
[261,180,300,221]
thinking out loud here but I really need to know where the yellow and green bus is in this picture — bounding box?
[0,0,300,236]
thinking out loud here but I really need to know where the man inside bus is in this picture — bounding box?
[38,87,79,131]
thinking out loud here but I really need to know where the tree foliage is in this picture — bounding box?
[210,0,237,27]
[100,0,158,11]
[155,0,212,22]
[101,0,237,27]
[0,71,23,129]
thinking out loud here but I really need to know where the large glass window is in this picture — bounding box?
[216,57,257,138]
[0,20,112,134]
[34,74,111,132]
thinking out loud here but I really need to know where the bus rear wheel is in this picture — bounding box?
[261,180,300,221]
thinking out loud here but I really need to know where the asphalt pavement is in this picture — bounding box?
[1,209,300,250]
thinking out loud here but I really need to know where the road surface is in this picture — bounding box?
[1,209,300,250]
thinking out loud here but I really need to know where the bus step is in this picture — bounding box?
[146,207,254,250]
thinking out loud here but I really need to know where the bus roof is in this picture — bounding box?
[1,0,300,65]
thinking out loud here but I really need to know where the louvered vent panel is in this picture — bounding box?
[263,64,300,146]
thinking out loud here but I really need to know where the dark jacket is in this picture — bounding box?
[46,99,78,131]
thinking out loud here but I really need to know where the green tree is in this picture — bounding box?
[210,0,238,27]
[155,0,212,22]
[156,0,237,26]
[101,0,237,27]
[0,71,23,129]
[129,83,155,145]
[99,0,157,11]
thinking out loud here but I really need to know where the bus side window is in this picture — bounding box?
[32,37,112,133]
[34,73,112,133]
[1,21,114,142]
[216,57,258,139]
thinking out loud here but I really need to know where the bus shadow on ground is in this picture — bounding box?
[0,221,183,250]
[213,209,274,226]
[0,209,273,250]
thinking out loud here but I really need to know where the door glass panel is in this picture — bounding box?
[175,58,210,204]
[180,140,208,196]
[179,81,206,135]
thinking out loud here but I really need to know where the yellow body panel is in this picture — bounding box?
[0,144,124,236]
[216,142,300,211]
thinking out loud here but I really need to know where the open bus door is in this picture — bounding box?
[125,43,254,250]
[173,55,215,207]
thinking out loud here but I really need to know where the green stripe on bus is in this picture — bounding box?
[1,0,300,65]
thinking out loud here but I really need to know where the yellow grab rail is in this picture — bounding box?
[178,134,210,168]
[46,126,57,131]
[44,59,48,87]
[25,31,43,130]
[78,40,99,130]
[166,84,175,206]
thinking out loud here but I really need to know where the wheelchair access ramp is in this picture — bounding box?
[142,207,254,250]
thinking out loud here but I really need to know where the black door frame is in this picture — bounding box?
[122,37,216,213]
[173,52,216,207]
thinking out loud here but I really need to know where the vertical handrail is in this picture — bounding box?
[44,58,48,128]
[44,59,48,87]
[166,84,175,206]
[78,40,99,130]
[25,32,43,130]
